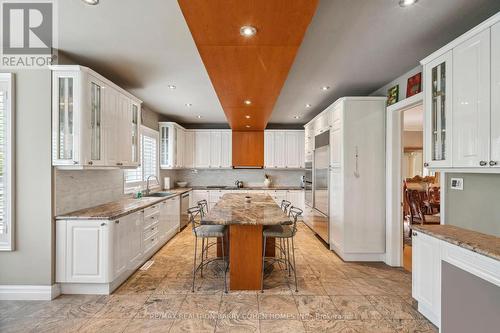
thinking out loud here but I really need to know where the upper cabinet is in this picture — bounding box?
[51,66,142,169]
[264,130,305,169]
[421,13,500,172]
[159,122,184,169]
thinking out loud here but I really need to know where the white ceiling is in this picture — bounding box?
[403,104,423,131]
[58,0,500,126]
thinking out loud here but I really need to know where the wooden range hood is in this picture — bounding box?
[178,0,318,167]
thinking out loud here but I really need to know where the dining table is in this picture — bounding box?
[201,193,291,290]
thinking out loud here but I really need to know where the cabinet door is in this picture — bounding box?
[412,231,441,321]
[331,127,342,168]
[104,88,120,166]
[221,131,232,168]
[195,131,211,168]
[159,200,169,241]
[130,103,140,167]
[286,190,305,210]
[285,131,300,168]
[264,131,275,168]
[298,131,305,168]
[66,220,110,283]
[84,77,105,166]
[118,95,133,166]
[53,72,80,165]
[127,211,143,269]
[491,22,500,168]
[184,131,195,168]
[176,127,184,168]
[160,125,170,168]
[170,196,180,230]
[452,29,491,168]
[112,218,127,278]
[424,51,453,168]
[274,131,286,168]
[210,131,222,168]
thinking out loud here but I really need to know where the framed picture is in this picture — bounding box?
[387,85,399,106]
[406,72,422,98]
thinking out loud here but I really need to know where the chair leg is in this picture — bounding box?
[287,238,291,277]
[261,236,267,293]
[200,238,204,278]
[221,235,228,293]
[192,236,198,292]
[291,236,298,292]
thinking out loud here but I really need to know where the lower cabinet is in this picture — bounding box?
[286,190,305,210]
[56,193,185,294]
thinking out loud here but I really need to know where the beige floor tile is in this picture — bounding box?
[177,294,221,319]
[259,319,305,333]
[220,294,259,317]
[350,278,391,296]
[294,295,341,321]
[123,319,174,332]
[33,317,88,332]
[169,318,217,332]
[95,295,149,319]
[302,319,355,332]
[347,320,397,333]
[331,296,383,320]
[55,295,108,318]
[135,294,185,320]
[0,317,40,333]
[215,318,259,332]
[258,295,299,320]
[366,295,424,320]
[321,278,362,296]
[388,319,438,333]
[154,278,200,295]
[78,318,130,333]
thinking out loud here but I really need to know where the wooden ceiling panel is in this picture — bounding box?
[178,0,318,130]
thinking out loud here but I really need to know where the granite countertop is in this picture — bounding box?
[56,188,192,221]
[413,225,500,261]
[191,186,304,191]
[202,193,291,226]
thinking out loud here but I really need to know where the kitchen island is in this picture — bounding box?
[202,193,290,290]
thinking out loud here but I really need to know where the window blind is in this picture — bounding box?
[0,89,5,235]
[124,127,158,189]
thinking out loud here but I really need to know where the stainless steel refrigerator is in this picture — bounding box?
[306,130,330,243]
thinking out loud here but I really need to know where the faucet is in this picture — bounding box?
[145,175,159,196]
[235,180,243,188]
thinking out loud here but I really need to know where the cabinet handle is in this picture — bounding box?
[412,232,417,236]
[100,223,106,226]
[423,162,429,167]
[489,161,498,166]
[73,161,79,165]
[115,220,119,224]
[479,160,488,166]
[116,162,123,166]
[88,161,93,165]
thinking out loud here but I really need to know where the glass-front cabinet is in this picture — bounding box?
[424,50,452,168]
[51,66,142,168]
[159,122,179,169]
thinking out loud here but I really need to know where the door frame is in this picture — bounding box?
[385,92,424,267]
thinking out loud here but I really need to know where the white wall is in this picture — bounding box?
[0,70,53,285]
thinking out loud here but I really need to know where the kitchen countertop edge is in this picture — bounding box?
[413,225,500,261]
[55,188,192,221]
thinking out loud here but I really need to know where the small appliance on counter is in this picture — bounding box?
[163,177,171,190]
[235,180,244,188]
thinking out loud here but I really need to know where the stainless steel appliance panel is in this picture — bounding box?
[180,192,190,228]
[304,161,313,207]
[312,131,329,243]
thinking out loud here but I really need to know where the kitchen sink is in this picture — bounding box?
[147,192,173,197]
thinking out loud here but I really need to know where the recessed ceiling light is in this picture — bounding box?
[244,100,252,105]
[196,115,202,119]
[293,115,301,119]
[321,86,330,91]
[399,0,417,7]
[305,104,312,108]
[185,103,192,107]
[245,115,251,119]
[245,125,251,128]
[167,85,176,90]
[81,0,99,5]
[240,25,257,37]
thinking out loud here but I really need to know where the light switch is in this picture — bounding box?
[450,178,464,190]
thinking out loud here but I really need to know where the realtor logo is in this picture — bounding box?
[1,0,57,68]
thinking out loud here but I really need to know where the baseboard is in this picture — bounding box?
[329,243,386,262]
[0,284,61,300]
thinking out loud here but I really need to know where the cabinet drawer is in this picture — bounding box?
[143,222,159,239]
[144,204,160,217]
[144,212,159,230]
[144,232,159,254]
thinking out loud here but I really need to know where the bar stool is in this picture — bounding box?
[197,199,209,217]
[188,206,228,293]
[261,206,303,293]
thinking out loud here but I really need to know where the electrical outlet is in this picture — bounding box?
[450,178,464,190]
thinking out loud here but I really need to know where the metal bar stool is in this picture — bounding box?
[197,199,209,217]
[188,205,228,293]
[261,206,303,293]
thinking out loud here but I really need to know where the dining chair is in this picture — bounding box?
[407,190,440,236]
[188,206,228,293]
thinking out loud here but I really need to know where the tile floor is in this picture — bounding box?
[0,222,437,333]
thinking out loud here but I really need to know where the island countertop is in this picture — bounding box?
[413,225,500,261]
[55,188,192,221]
[201,193,290,226]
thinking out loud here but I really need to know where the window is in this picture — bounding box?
[0,73,14,251]
[124,126,159,192]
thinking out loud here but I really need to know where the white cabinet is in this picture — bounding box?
[286,190,305,210]
[51,66,142,169]
[423,51,453,168]
[412,230,441,325]
[210,131,222,168]
[111,217,128,279]
[264,130,305,169]
[194,131,211,168]
[304,124,314,163]
[491,22,500,168]
[421,14,500,172]
[452,29,491,168]
[268,190,287,205]
[192,190,210,207]
[305,97,386,261]
[58,220,111,283]
[184,130,195,168]
[159,122,185,169]
[221,131,232,168]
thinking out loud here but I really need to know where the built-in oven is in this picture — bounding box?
[304,161,313,207]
